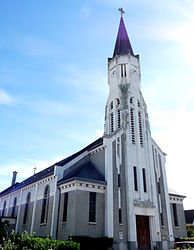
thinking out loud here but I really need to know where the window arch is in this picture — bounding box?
[41,185,50,224]
[110,113,114,133]
[110,101,113,110]
[2,201,6,217]
[117,110,121,129]
[23,192,31,224]
[130,97,134,105]
[116,98,120,107]
[11,197,17,217]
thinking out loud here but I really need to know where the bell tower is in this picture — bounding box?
[104,9,163,250]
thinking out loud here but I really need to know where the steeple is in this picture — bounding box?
[113,8,134,57]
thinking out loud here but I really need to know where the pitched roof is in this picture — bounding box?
[113,16,134,57]
[58,161,105,185]
[0,166,54,197]
[168,188,186,198]
[54,137,103,166]
[0,137,103,197]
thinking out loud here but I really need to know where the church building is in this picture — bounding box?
[0,10,186,250]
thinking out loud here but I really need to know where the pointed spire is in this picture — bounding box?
[113,8,134,57]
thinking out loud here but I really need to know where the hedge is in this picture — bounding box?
[71,236,113,250]
[0,231,80,250]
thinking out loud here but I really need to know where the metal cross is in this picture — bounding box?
[33,166,37,175]
[118,8,125,17]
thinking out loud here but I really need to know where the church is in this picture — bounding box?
[0,10,187,250]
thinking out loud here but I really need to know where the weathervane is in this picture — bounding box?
[118,8,125,17]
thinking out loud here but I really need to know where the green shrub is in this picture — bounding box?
[187,226,194,238]
[71,236,113,250]
[0,218,9,244]
[0,231,80,250]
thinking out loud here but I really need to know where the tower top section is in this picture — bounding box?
[113,8,134,58]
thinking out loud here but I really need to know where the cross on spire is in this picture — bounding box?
[118,8,125,17]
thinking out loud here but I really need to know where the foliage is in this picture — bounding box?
[71,236,113,250]
[0,231,80,250]
[0,218,9,244]
[187,226,194,238]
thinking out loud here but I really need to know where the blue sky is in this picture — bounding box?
[0,0,194,209]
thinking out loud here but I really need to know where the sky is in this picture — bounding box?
[0,0,193,209]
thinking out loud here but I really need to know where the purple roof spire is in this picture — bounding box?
[113,16,134,57]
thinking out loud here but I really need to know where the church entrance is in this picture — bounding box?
[136,215,151,250]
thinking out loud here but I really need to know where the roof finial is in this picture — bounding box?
[118,8,125,17]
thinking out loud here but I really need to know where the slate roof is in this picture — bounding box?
[113,16,134,57]
[58,161,105,185]
[54,137,103,166]
[0,137,103,197]
[0,166,54,197]
[185,210,194,224]
[168,188,186,198]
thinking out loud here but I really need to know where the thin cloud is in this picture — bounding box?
[12,35,61,58]
[151,108,194,209]
[0,156,65,191]
[29,99,69,116]
[0,88,14,105]
[79,6,92,20]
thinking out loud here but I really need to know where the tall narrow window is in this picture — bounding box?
[118,174,121,187]
[130,108,135,144]
[138,112,143,146]
[120,64,127,77]
[2,201,6,217]
[172,203,179,227]
[119,209,122,224]
[160,213,164,226]
[89,192,96,223]
[152,146,156,168]
[23,192,31,224]
[158,179,161,194]
[142,168,147,192]
[41,185,50,224]
[133,166,138,191]
[158,153,162,169]
[11,197,17,217]
[63,192,68,222]
[117,110,121,129]
[110,101,113,110]
[110,113,114,133]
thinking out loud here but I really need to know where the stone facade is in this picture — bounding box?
[169,192,187,239]
[0,11,187,250]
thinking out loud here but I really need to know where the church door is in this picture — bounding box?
[136,215,151,250]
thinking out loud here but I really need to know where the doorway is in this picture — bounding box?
[136,215,151,250]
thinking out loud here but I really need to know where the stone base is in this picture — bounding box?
[113,241,173,250]
[113,241,136,250]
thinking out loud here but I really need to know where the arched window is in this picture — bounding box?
[116,98,120,107]
[11,197,17,217]
[2,201,6,217]
[23,192,31,224]
[110,101,113,110]
[117,110,121,129]
[41,185,50,224]
[130,97,134,105]
[138,112,143,146]
[130,108,135,144]
[110,113,114,133]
